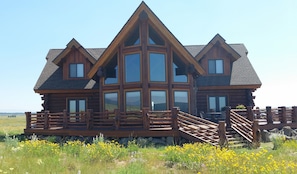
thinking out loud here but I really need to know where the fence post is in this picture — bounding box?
[87,109,93,130]
[142,107,150,130]
[114,109,120,130]
[44,110,49,129]
[172,107,179,130]
[252,120,260,148]
[247,106,254,121]
[63,109,68,129]
[218,121,227,148]
[292,106,297,123]
[25,112,31,129]
[266,106,273,124]
[279,106,287,124]
[225,106,231,128]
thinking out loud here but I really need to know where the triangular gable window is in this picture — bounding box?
[124,26,140,47]
[148,25,164,45]
[104,54,118,84]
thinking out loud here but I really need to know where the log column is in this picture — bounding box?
[292,106,297,123]
[172,107,179,130]
[218,121,227,148]
[225,106,231,128]
[266,106,273,124]
[25,112,31,129]
[247,106,254,121]
[279,106,287,124]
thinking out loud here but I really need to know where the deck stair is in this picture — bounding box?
[229,110,253,145]
[226,128,248,148]
[177,111,220,146]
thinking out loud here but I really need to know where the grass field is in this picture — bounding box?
[1,116,297,173]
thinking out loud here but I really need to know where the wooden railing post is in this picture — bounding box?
[247,106,254,121]
[266,106,273,124]
[252,120,260,148]
[114,109,120,130]
[44,110,49,129]
[292,106,297,123]
[218,121,227,148]
[142,107,150,130]
[225,106,231,128]
[87,109,93,130]
[172,107,179,130]
[279,106,287,124]
[63,109,68,129]
[25,112,31,129]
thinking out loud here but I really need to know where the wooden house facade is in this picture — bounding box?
[29,2,262,145]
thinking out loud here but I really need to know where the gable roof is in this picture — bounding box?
[196,44,262,89]
[88,1,205,78]
[195,34,241,62]
[34,48,105,92]
[52,38,97,65]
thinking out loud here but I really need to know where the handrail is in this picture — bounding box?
[230,110,253,143]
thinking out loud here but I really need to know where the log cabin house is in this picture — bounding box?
[25,2,262,146]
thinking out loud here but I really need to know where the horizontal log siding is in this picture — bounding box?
[196,89,248,113]
[47,93,99,113]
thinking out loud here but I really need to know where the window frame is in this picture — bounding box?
[124,52,142,83]
[103,91,119,111]
[208,96,227,112]
[69,63,84,78]
[150,90,168,111]
[173,90,190,112]
[104,54,119,85]
[208,59,224,74]
[148,52,167,83]
[125,90,142,111]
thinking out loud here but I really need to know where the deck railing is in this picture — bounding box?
[25,108,180,131]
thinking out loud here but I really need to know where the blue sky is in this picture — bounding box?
[0,0,296,112]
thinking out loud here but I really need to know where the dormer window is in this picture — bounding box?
[69,63,84,78]
[208,59,223,74]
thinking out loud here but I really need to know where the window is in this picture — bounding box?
[104,54,118,84]
[174,91,189,112]
[148,25,165,45]
[173,53,188,82]
[151,90,167,111]
[104,92,118,111]
[149,53,166,82]
[208,59,223,74]
[126,91,141,111]
[125,53,141,83]
[208,96,226,112]
[68,99,86,113]
[124,26,140,46]
[70,63,84,78]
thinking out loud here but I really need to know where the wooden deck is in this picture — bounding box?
[26,107,285,147]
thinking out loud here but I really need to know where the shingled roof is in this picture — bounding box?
[196,44,262,88]
[34,42,261,92]
[34,48,105,92]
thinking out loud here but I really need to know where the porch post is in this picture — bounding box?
[252,120,260,148]
[25,112,31,129]
[114,109,120,130]
[44,110,49,129]
[225,106,231,128]
[63,109,68,129]
[172,107,179,130]
[218,121,227,148]
[292,106,297,123]
[142,107,150,130]
[247,106,254,121]
[87,109,93,130]
[279,106,287,124]
[266,106,273,124]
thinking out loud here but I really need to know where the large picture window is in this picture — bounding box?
[173,53,187,82]
[208,59,223,74]
[104,92,118,111]
[174,91,189,112]
[149,53,166,82]
[151,90,167,111]
[208,96,226,112]
[69,63,84,78]
[104,54,118,84]
[125,53,140,83]
[126,91,141,111]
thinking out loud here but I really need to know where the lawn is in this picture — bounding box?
[1,116,297,173]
